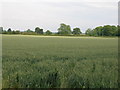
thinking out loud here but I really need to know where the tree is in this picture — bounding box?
[102,25,117,36]
[93,26,103,36]
[45,30,52,35]
[85,28,93,36]
[26,29,33,32]
[58,23,72,35]
[8,28,12,32]
[7,28,12,34]
[72,28,82,35]
[85,25,117,36]
[35,27,43,34]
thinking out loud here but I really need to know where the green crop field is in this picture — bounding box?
[2,35,118,88]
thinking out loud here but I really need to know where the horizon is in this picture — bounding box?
[0,24,118,33]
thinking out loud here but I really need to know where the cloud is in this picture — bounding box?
[1,0,118,32]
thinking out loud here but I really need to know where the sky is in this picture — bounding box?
[0,0,119,33]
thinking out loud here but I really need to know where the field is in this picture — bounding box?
[2,35,118,88]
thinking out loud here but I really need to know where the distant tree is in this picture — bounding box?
[102,25,117,36]
[12,30,16,34]
[58,23,72,35]
[85,28,93,36]
[93,26,103,36]
[2,30,7,34]
[45,30,52,35]
[11,30,20,34]
[8,28,12,32]
[7,28,12,34]
[35,27,43,34]
[72,28,82,35]
[26,29,33,32]
[85,25,117,36]
[15,30,20,34]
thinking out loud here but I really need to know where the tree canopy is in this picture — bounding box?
[1,24,119,36]
[35,27,43,34]
[58,23,72,35]
[72,28,82,35]
[45,30,52,35]
[85,25,118,36]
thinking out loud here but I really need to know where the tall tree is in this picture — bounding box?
[72,28,82,35]
[7,28,12,34]
[58,23,72,35]
[35,27,43,34]
[8,28,12,32]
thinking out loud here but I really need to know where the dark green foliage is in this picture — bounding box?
[2,30,7,34]
[118,25,120,36]
[85,28,93,36]
[102,25,117,36]
[1,24,119,36]
[93,26,103,36]
[58,23,72,35]
[72,28,82,35]
[15,30,20,34]
[85,25,118,36]
[35,27,43,34]
[7,28,12,34]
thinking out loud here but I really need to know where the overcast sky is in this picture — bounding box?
[0,0,119,32]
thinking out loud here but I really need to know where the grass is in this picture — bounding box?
[2,35,118,88]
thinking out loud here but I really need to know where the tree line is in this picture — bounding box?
[86,25,119,36]
[0,23,119,36]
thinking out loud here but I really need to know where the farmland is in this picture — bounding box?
[2,35,118,88]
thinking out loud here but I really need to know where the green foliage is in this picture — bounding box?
[3,35,118,88]
[85,25,118,36]
[35,27,43,34]
[2,30,7,34]
[26,29,33,33]
[45,30,52,35]
[118,25,120,36]
[1,25,118,36]
[58,23,72,35]
[102,25,117,36]
[15,30,20,34]
[93,26,103,36]
[72,28,82,35]
[11,30,20,34]
[85,28,93,36]
[7,28,12,34]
